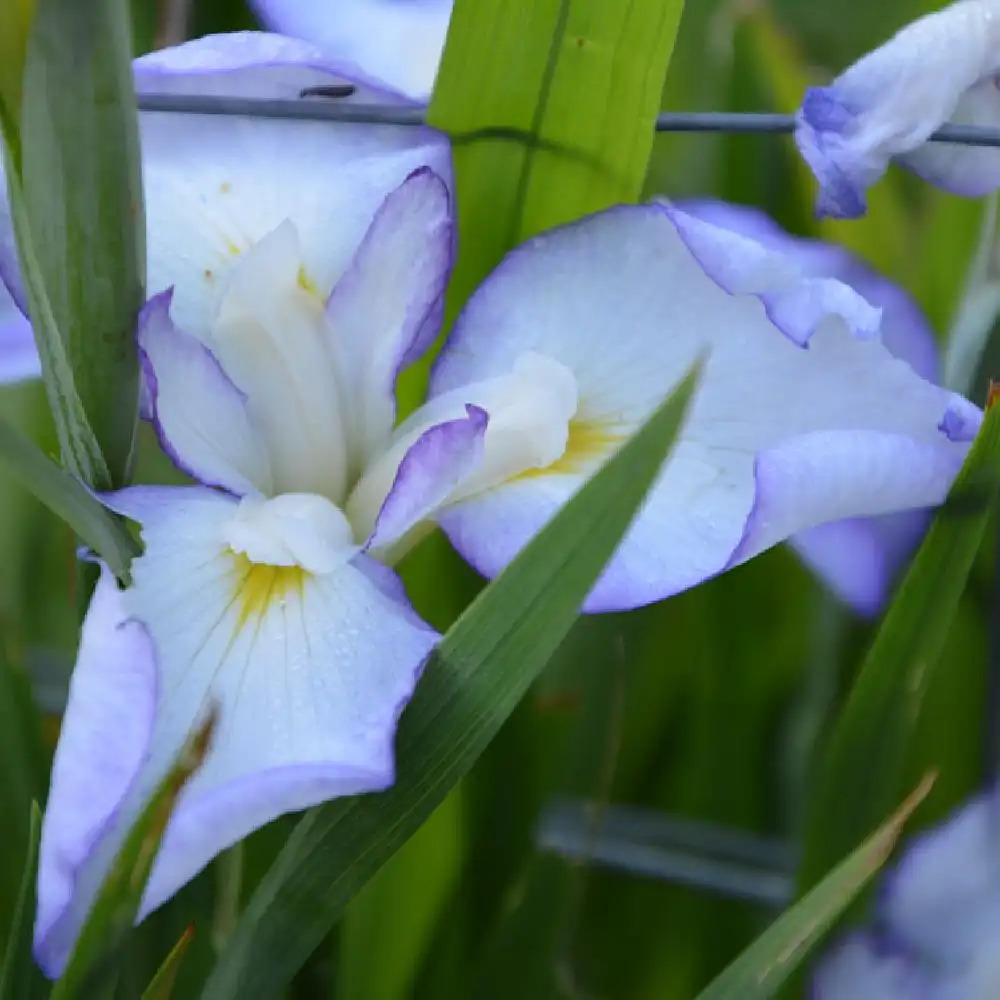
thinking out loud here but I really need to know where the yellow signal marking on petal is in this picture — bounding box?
[297,266,321,299]
[519,418,627,479]
[231,552,308,633]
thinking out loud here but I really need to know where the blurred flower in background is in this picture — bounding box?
[795,0,1000,218]
[814,794,1000,999]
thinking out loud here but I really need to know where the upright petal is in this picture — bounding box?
[138,290,272,495]
[429,203,977,612]
[327,167,453,467]
[250,0,453,102]
[678,199,941,614]
[35,566,158,977]
[37,485,437,974]
[362,405,487,556]
[794,0,1000,218]
[133,32,452,343]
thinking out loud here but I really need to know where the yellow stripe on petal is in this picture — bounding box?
[231,552,308,633]
[521,418,627,479]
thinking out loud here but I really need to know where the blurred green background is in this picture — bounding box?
[0,0,992,997]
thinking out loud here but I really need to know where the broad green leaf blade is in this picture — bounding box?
[17,0,145,488]
[0,803,46,1000]
[3,159,113,491]
[799,402,1000,891]
[430,0,684,299]
[335,793,464,1000]
[51,711,216,1000]
[140,926,194,1000]
[0,0,35,144]
[695,775,934,1000]
[0,647,48,950]
[201,364,703,1000]
[0,416,138,583]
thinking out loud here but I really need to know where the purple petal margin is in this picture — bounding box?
[34,566,158,977]
[659,202,881,347]
[368,404,487,551]
[795,87,871,220]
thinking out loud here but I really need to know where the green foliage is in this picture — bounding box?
[799,403,1000,890]
[6,0,144,490]
[0,804,46,1000]
[696,776,934,1000]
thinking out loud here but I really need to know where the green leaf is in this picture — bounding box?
[0,803,46,1000]
[799,402,1000,891]
[334,792,464,1000]
[0,416,139,583]
[140,926,195,1000]
[14,0,145,488]
[0,647,48,949]
[0,0,35,144]
[694,774,934,1000]
[51,710,216,1000]
[430,0,684,299]
[201,363,704,1000]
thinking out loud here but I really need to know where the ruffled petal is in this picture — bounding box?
[39,485,437,970]
[794,0,1000,218]
[34,566,158,977]
[133,32,452,343]
[250,0,453,102]
[678,200,941,613]
[138,290,272,494]
[0,289,38,384]
[677,200,938,381]
[327,167,453,465]
[429,203,977,612]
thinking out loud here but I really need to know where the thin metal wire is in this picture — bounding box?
[135,94,1000,148]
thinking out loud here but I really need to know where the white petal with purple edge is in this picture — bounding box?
[250,0,453,102]
[38,485,437,969]
[365,405,487,555]
[429,203,979,612]
[678,200,940,613]
[794,0,1000,218]
[326,167,453,467]
[34,566,158,977]
[138,290,272,495]
[133,32,452,342]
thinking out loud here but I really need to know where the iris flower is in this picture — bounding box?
[795,0,1000,218]
[2,32,980,980]
[814,795,1000,998]
[250,0,452,102]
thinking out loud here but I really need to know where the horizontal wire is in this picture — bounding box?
[136,94,1000,147]
[537,798,795,908]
